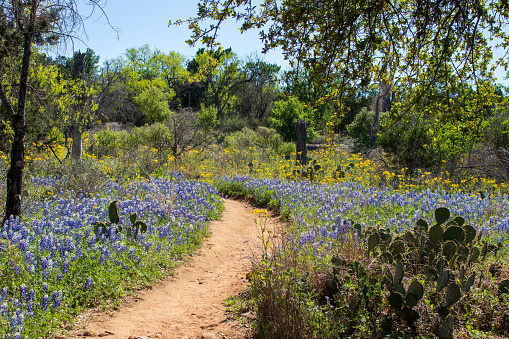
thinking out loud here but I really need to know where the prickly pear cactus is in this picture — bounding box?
[331,206,504,338]
[108,200,119,224]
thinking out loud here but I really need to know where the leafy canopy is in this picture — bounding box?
[173,0,509,126]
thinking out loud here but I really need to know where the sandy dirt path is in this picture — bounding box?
[72,199,272,339]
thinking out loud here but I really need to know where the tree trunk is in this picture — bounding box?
[5,20,36,220]
[295,119,308,165]
[71,51,86,159]
[371,81,392,148]
[71,125,82,159]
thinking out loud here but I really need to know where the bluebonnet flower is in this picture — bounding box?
[26,302,34,316]
[10,314,17,331]
[2,287,8,299]
[19,285,26,301]
[52,291,62,309]
[41,295,49,311]
[85,277,93,290]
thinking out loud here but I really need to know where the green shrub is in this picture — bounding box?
[141,123,173,152]
[224,127,258,149]
[346,108,375,152]
[269,96,316,142]
[485,107,509,150]
[378,113,436,171]
[197,106,219,132]
[92,129,125,157]
[255,126,283,150]
[91,123,173,158]
[219,114,255,133]
[223,126,285,155]
[134,85,172,124]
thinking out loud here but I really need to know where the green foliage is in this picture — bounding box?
[134,85,173,124]
[190,48,245,117]
[224,127,257,149]
[92,129,124,158]
[180,0,507,140]
[255,126,283,150]
[223,126,284,155]
[142,122,173,152]
[268,96,315,142]
[377,112,436,171]
[346,108,375,152]
[167,107,217,157]
[485,97,509,151]
[196,105,218,131]
[91,123,173,158]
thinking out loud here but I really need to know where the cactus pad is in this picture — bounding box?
[435,207,450,225]
[388,292,403,309]
[463,225,476,244]
[468,246,480,265]
[453,216,465,226]
[394,261,404,286]
[443,226,465,244]
[129,213,138,225]
[437,269,449,292]
[108,200,119,224]
[401,307,420,326]
[405,292,419,308]
[445,283,462,307]
[465,273,475,293]
[416,218,429,232]
[499,280,509,294]
[407,280,424,300]
[368,233,380,252]
[389,240,405,256]
[429,224,444,244]
[442,241,457,261]
[379,251,393,263]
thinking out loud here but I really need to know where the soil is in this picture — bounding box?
[70,199,278,339]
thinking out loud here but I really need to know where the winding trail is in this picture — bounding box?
[71,199,274,339]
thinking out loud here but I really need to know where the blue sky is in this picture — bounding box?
[66,1,288,68]
[65,0,508,85]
